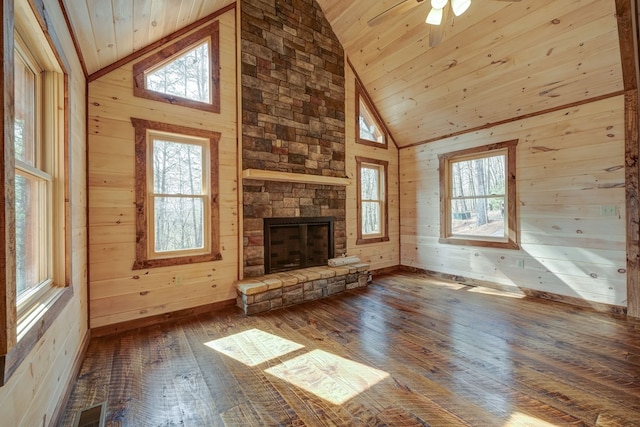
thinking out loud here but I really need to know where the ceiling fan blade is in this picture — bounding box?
[368,0,426,27]
[428,6,452,47]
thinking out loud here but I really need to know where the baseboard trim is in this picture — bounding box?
[370,265,401,276]
[90,298,238,338]
[400,266,627,316]
[50,328,91,427]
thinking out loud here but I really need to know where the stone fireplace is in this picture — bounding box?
[264,216,334,274]
[240,0,347,277]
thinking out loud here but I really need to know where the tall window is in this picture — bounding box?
[14,32,66,318]
[439,140,518,248]
[132,118,221,269]
[356,80,387,149]
[357,157,389,244]
[133,21,220,113]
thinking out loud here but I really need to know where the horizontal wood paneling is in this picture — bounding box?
[88,11,238,329]
[400,95,627,307]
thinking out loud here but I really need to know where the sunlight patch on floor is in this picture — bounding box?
[466,286,525,299]
[204,328,304,366]
[265,349,389,405]
[504,412,559,427]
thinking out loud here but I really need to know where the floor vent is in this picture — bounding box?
[73,402,106,427]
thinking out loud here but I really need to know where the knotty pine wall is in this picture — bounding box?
[0,0,88,425]
[400,95,627,307]
[88,10,238,329]
[345,66,400,271]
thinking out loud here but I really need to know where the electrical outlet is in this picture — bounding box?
[601,205,617,216]
[176,275,183,286]
[516,258,525,268]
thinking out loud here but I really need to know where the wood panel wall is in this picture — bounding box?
[87,10,238,329]
[345,66,400,271]
[0,0,88,425]
[400,95,627,307]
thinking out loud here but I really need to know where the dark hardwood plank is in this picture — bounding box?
[60,271,640,426]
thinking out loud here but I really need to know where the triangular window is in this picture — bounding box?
[133,21,220,113]
[356,80,387,148]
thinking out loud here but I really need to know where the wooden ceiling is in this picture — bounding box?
[62,0,624,147]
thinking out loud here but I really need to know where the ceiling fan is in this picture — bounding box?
[367,0,521,47]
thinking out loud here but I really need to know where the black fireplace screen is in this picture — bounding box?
[264,217,334,274]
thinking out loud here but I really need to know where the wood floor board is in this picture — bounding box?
[60,271,640,426]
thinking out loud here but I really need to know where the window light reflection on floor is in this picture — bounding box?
[504,412,559,427]
[265,349,389,405]
[204,328,304,366]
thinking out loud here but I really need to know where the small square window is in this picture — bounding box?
[439,140,518,249]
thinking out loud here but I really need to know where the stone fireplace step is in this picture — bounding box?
[235,263,370,315]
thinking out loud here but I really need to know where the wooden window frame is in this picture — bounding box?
[356,156,389,245]
[131,118,221,270]
[133,21,220,113]
[438,140,519,249]
[1,0,72,386]
[355,80,388,149]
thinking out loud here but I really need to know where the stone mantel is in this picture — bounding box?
[242,169,351,186]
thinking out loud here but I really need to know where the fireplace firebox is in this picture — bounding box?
[264,217,334,274]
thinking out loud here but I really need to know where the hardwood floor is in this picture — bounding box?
[59,271,640,426]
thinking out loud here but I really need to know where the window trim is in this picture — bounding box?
[438,140,519,249]
[356,156,389,245]
[131,118,222,270]
[355,80,388,149]
[147,131,211,260]
[133,21,220,113]
[1,0,72,386]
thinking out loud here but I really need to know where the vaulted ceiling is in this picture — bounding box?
[62,0,624,148]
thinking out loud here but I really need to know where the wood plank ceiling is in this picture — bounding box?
[62,0,624,147]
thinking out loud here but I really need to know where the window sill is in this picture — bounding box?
[357,236,390,245]
[439,236,519,250]
[0,286,73,386]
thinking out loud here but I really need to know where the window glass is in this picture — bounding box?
[146,42,210,103]
[14,52,36,166]
[359,99,384,144]
[151,138,206,253]
[450,153,506,238]
[361,165,381,235]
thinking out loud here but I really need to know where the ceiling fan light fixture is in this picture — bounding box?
[431,0,448,9]
[425,7,443,25]
[451,0,471,16]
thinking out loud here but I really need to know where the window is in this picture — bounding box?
[14,31,67,325]
[131,118,221,269]
[1,0,71,386]
[439,140,518,248]
[133,21,220,113]
[356,80,387,148]
[357,157,389,244]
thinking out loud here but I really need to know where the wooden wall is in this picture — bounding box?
[0,0,88,425]
[345,66,400,271]
[400,95,627,307]
[88,9,238,329]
